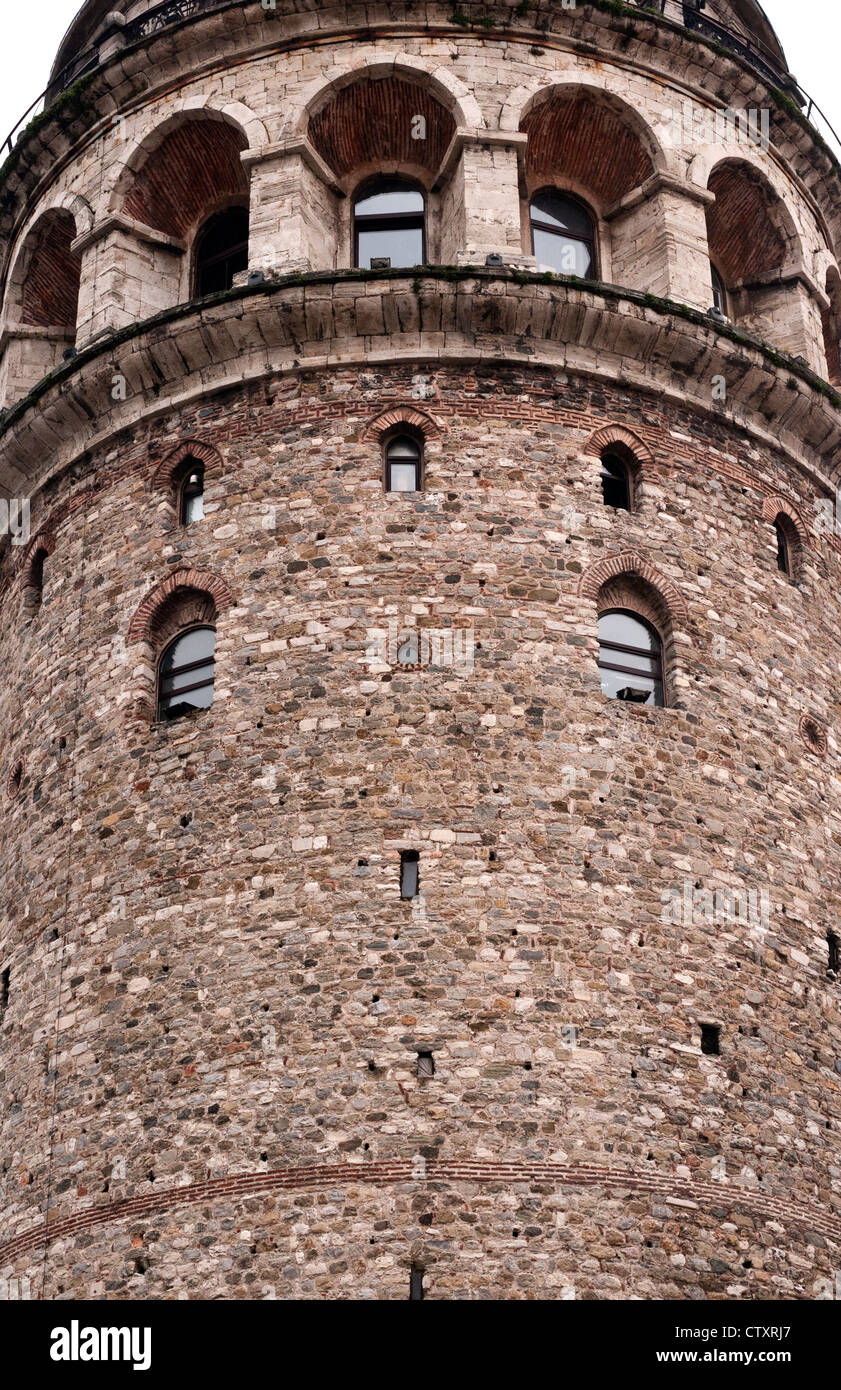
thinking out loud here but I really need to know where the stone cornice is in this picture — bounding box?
[70,211,187,257]
[240,136,344,196]
[0,269,838,503]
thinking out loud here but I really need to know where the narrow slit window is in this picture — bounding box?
[409,1266,425,1301]
[710,262,729,318]
[28,548,48,604]
[179,464,205,525]
[700,1023,721,1056]
[774,518,791,575]
[400,850,420,900]
[828,931,841,975]
[601,449,632,511]
[417,1051,435,1079]
[0,967,9,1018]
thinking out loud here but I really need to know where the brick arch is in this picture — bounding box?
[583,424,654,468]
[305,71,458,183]
[21,530,56,587]
[512,81,667,207]
[579,552,690,628]
[362,405,442,444]
[127,567,233,646]
[761,494,810,549]
[705,157,802,284]
[296,55,481,138]
[149,438,224,491]
[113,112,251,240]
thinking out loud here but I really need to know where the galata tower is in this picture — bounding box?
[1,0,840,1302]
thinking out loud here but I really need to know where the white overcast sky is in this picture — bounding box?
[0,1,839,155]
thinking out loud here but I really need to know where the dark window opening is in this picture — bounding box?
[194,206,249,298]
[409,1266,425,1301]
[386,435,422,493]
[601,449,632,511]
[598,609,664,707]
[400,850,420,900]
[29,548,48,602]
[417,1051,435,1079]
[0,967,9,1017]
[179,462,205,524]
[774,517,792,575]
[710,262,729,318]
[158,626,216,721]
[530,189,596,278]
[354,180,426,270]
[828,932,841,975]
[700,1023,721,1056]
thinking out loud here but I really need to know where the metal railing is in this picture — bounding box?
[3,0,840,166]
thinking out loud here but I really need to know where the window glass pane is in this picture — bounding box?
[388,436,420,459]
[161,628,216,673]
[355,188,425,217]
[162,662,216,695]
[599,665,660,704]
[532,227,593,277]
[599,612,658,653]
[531,191,593,239]
[388,461,420,492]
[184,491,205,523]
[358,226,423,269]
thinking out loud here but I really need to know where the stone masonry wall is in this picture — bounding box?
[1,361,840,1298]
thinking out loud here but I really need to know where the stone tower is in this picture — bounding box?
[1,0,840,1301]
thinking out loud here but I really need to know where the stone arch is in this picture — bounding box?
[107,100,266,211]
[579,552,690,629]
[361,405,442,444]
[127,567,233,646]
[704,155,802,286]
[149,438,225,491]
[303,65,461,187]
[4,201,87,330]
[296,55,481,140]
[512,79,669,202]
[114,113,250,243]
[821,266,841,385]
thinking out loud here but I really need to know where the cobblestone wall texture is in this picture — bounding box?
[1,0,841,1300]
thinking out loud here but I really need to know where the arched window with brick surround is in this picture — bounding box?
[385,433,423,493]
[580,552,690,711]
[127,567,233,724]
[761,497,807,582]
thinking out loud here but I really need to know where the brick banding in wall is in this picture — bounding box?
[578,551,691,627]
[1,1159,838,1266]
[127,567,234,646]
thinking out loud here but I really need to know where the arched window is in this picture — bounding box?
[598,609,664,707]
[385,435,422,492]
[601,449,632,511]
[29,547,47,601]
[354,180,426,270]
[530,190,596,277]
[710,262,729,318]
[178,462,205,524]
[158,626,217,721]
[194,207,249,297]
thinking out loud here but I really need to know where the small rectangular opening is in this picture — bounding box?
[0,968,9,1017]
[400,850,420,900]
[828,931,841,975]
[409,1266,425,1301]
[417,1051,435,1079]
[700,1023,721,1056]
